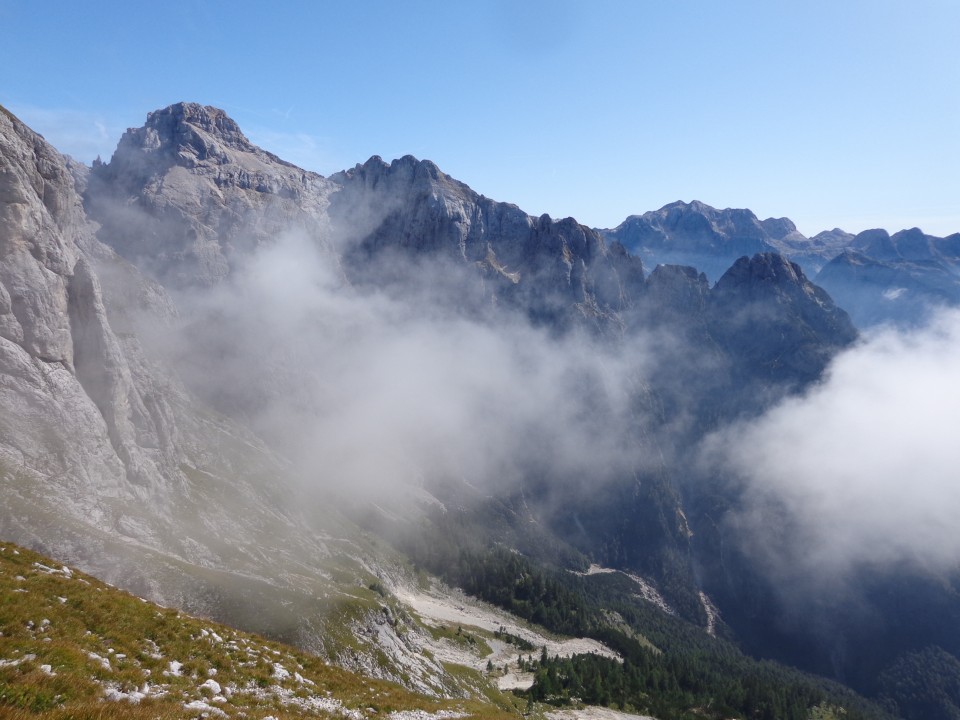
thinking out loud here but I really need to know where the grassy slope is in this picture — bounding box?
[0,542,524,720]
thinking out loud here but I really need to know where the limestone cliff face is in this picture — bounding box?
[0,107,81,366]
[330,154,645,331]
[0,107,334,610]
[0,105,166,503]
[85,102,337,287]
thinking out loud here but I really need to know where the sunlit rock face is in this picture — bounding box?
[0,105,169,501]
[9,101,923,711]
[0,108,345,645]
[85,102,337,288]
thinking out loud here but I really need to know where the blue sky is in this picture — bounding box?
[2,0,958,236]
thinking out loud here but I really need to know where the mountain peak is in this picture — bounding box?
[103,102,298,175]
[331,153,465,201]
[602,201,784,281]
[717,251,806,288]
[714,253,855,337]
[147,102,242,134]
[709,253,857,384]
[760,216,798,240]
[356,153,441,178]
[85,102,332,287]
[128,102,255,163]
[656,199,708,210]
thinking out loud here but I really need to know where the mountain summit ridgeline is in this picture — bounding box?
[1,101,958,720]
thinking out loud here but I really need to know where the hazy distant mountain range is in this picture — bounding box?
[2,101,958,720]
[599,200,960,328]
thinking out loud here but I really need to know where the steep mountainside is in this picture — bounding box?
[6,100,960,718]
[328,155,644,332]
[0,106,510,699]
[0,542,519,720]
[709,253,857,386]
[0,103,182,520]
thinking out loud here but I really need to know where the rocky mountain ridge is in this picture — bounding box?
[328,154,642,331]
[2,100,856,609]
[600,200,820,282]
[0,104,501,699]
[2,100,954,719]
[814,228,960,327]
[600,199,960,327]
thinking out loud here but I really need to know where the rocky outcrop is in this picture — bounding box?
[0,105,338,617]
[329,154,645,331]
[85,102,337,287]
[0,106,148,496]
[708,253,857,388]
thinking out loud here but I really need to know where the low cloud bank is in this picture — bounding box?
[705,308,960,580]
[160,232,654,503]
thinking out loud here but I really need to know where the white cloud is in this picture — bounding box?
[704,308,960,580]
[161,232,651,504]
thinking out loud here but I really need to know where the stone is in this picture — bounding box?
[85,103,337,288]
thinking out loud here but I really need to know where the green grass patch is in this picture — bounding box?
[0,541,519,720]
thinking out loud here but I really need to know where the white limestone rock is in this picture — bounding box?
[86,102,338,288]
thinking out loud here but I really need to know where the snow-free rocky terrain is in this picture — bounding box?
[0,542,667,720]
[0,101,537,704]
[0,542,519,720]
[0,102,671,719]
[1,101,957,720]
